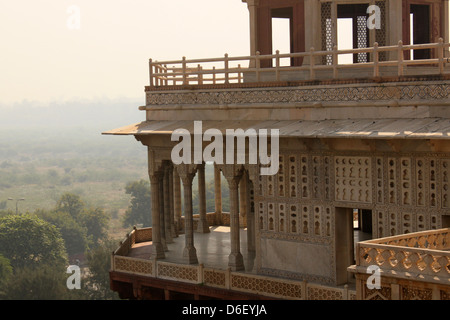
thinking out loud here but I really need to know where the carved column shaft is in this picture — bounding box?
[214,164,222,218]
[173,167,182,231]
[168,165,176,237]
[197,163,210,233]
[159,173,168,251]
[163,165,173,243]
[177,164,199,265]
[150,172,165,259]
[227,175,245,271]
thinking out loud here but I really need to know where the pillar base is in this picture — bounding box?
[196,219,210,233]
[152,242,166,259]
[162,238,169,251]
[228,252,245,271]
[183,246,198,264]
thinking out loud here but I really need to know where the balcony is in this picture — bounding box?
[348,228,450,300]
[148,40,450,89]
[137,40,450,128]
[110,215,357,300]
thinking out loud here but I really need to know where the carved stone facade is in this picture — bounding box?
[106,0,450,300]
[254,148,450,285]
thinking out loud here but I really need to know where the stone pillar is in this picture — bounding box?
[443,0,450,47]
[178,164,198,264]
[214,164,222,219]
[227,175,245,271]
[303,0,321,65]
[163,165,173,243]
[246,0,260,61]
[388,0,403,60]
[246,165,260,254]
[197,163,210,233]
[168,164,176,237]
[239,171,248,228]
[159,173,168,251]
[173,166,182,232]
[149,172,165,259]
[246,177,255,253]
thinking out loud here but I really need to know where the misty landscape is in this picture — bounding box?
[0,99,146,217]
[0,98,230,299]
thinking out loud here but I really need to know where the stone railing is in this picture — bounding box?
[111,226,355,300]
[149,39,450,87]
[356,228,450,284]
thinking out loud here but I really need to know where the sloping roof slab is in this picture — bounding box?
[103,118,450,140]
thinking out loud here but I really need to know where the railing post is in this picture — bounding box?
[438,38,444,74]
[198,263,204,284]
[224,53,229,84]
[255,51,261,82]
[237,64,242,83]
[275,50,281,81]
[309,47,315,80]
[182,56,187,85]
[164,64,168,86]
[156,65,160,86]
[197,64,203,85]
[212,66,216,84]
[397,40,404,76]
[373,42,379,78]
[332,45,338,79]
[149,58,154,87]
[225,267,231,289]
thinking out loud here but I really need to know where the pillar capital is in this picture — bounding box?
[147,148,164,177]
[175,163,197,185]
[244,0,259,8]
[244,164,260,183]
[217,164,244,183]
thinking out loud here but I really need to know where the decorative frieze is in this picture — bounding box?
[146,81,450,107]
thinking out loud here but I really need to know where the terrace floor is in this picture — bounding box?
[128,226,257,272]
[128,225,372,274]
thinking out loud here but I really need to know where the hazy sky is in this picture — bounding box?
[0,1,250,105]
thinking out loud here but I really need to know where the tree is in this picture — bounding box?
[56,192,84,219]
[79,207,109,246]
[123,180,151,227]
[0,214,67,269]
[0,254,12,294]
[0,263,70,300]
[36,209,89,257]
[83,240,119,300]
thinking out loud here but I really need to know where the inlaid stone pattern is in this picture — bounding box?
[257,152,450,240]
[157,263,199,282]
[255,151,450,284]
[204,269,226,288]
[146,82,450,106]
[115,256,153,275]
[307,286,343,300]
[334,156,372,203]
[231,274,303,299]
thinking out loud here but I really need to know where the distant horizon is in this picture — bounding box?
[0,1,250,106]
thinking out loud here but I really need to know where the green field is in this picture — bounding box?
[0,124,149,238]
[0,121,230,239]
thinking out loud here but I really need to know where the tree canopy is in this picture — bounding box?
[123,179,151,227]
[0,214,67,269]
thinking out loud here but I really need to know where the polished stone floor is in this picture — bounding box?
[129,226,257,272]
[129,225,371,273]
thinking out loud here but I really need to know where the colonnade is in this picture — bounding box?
[149,160,255,271]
